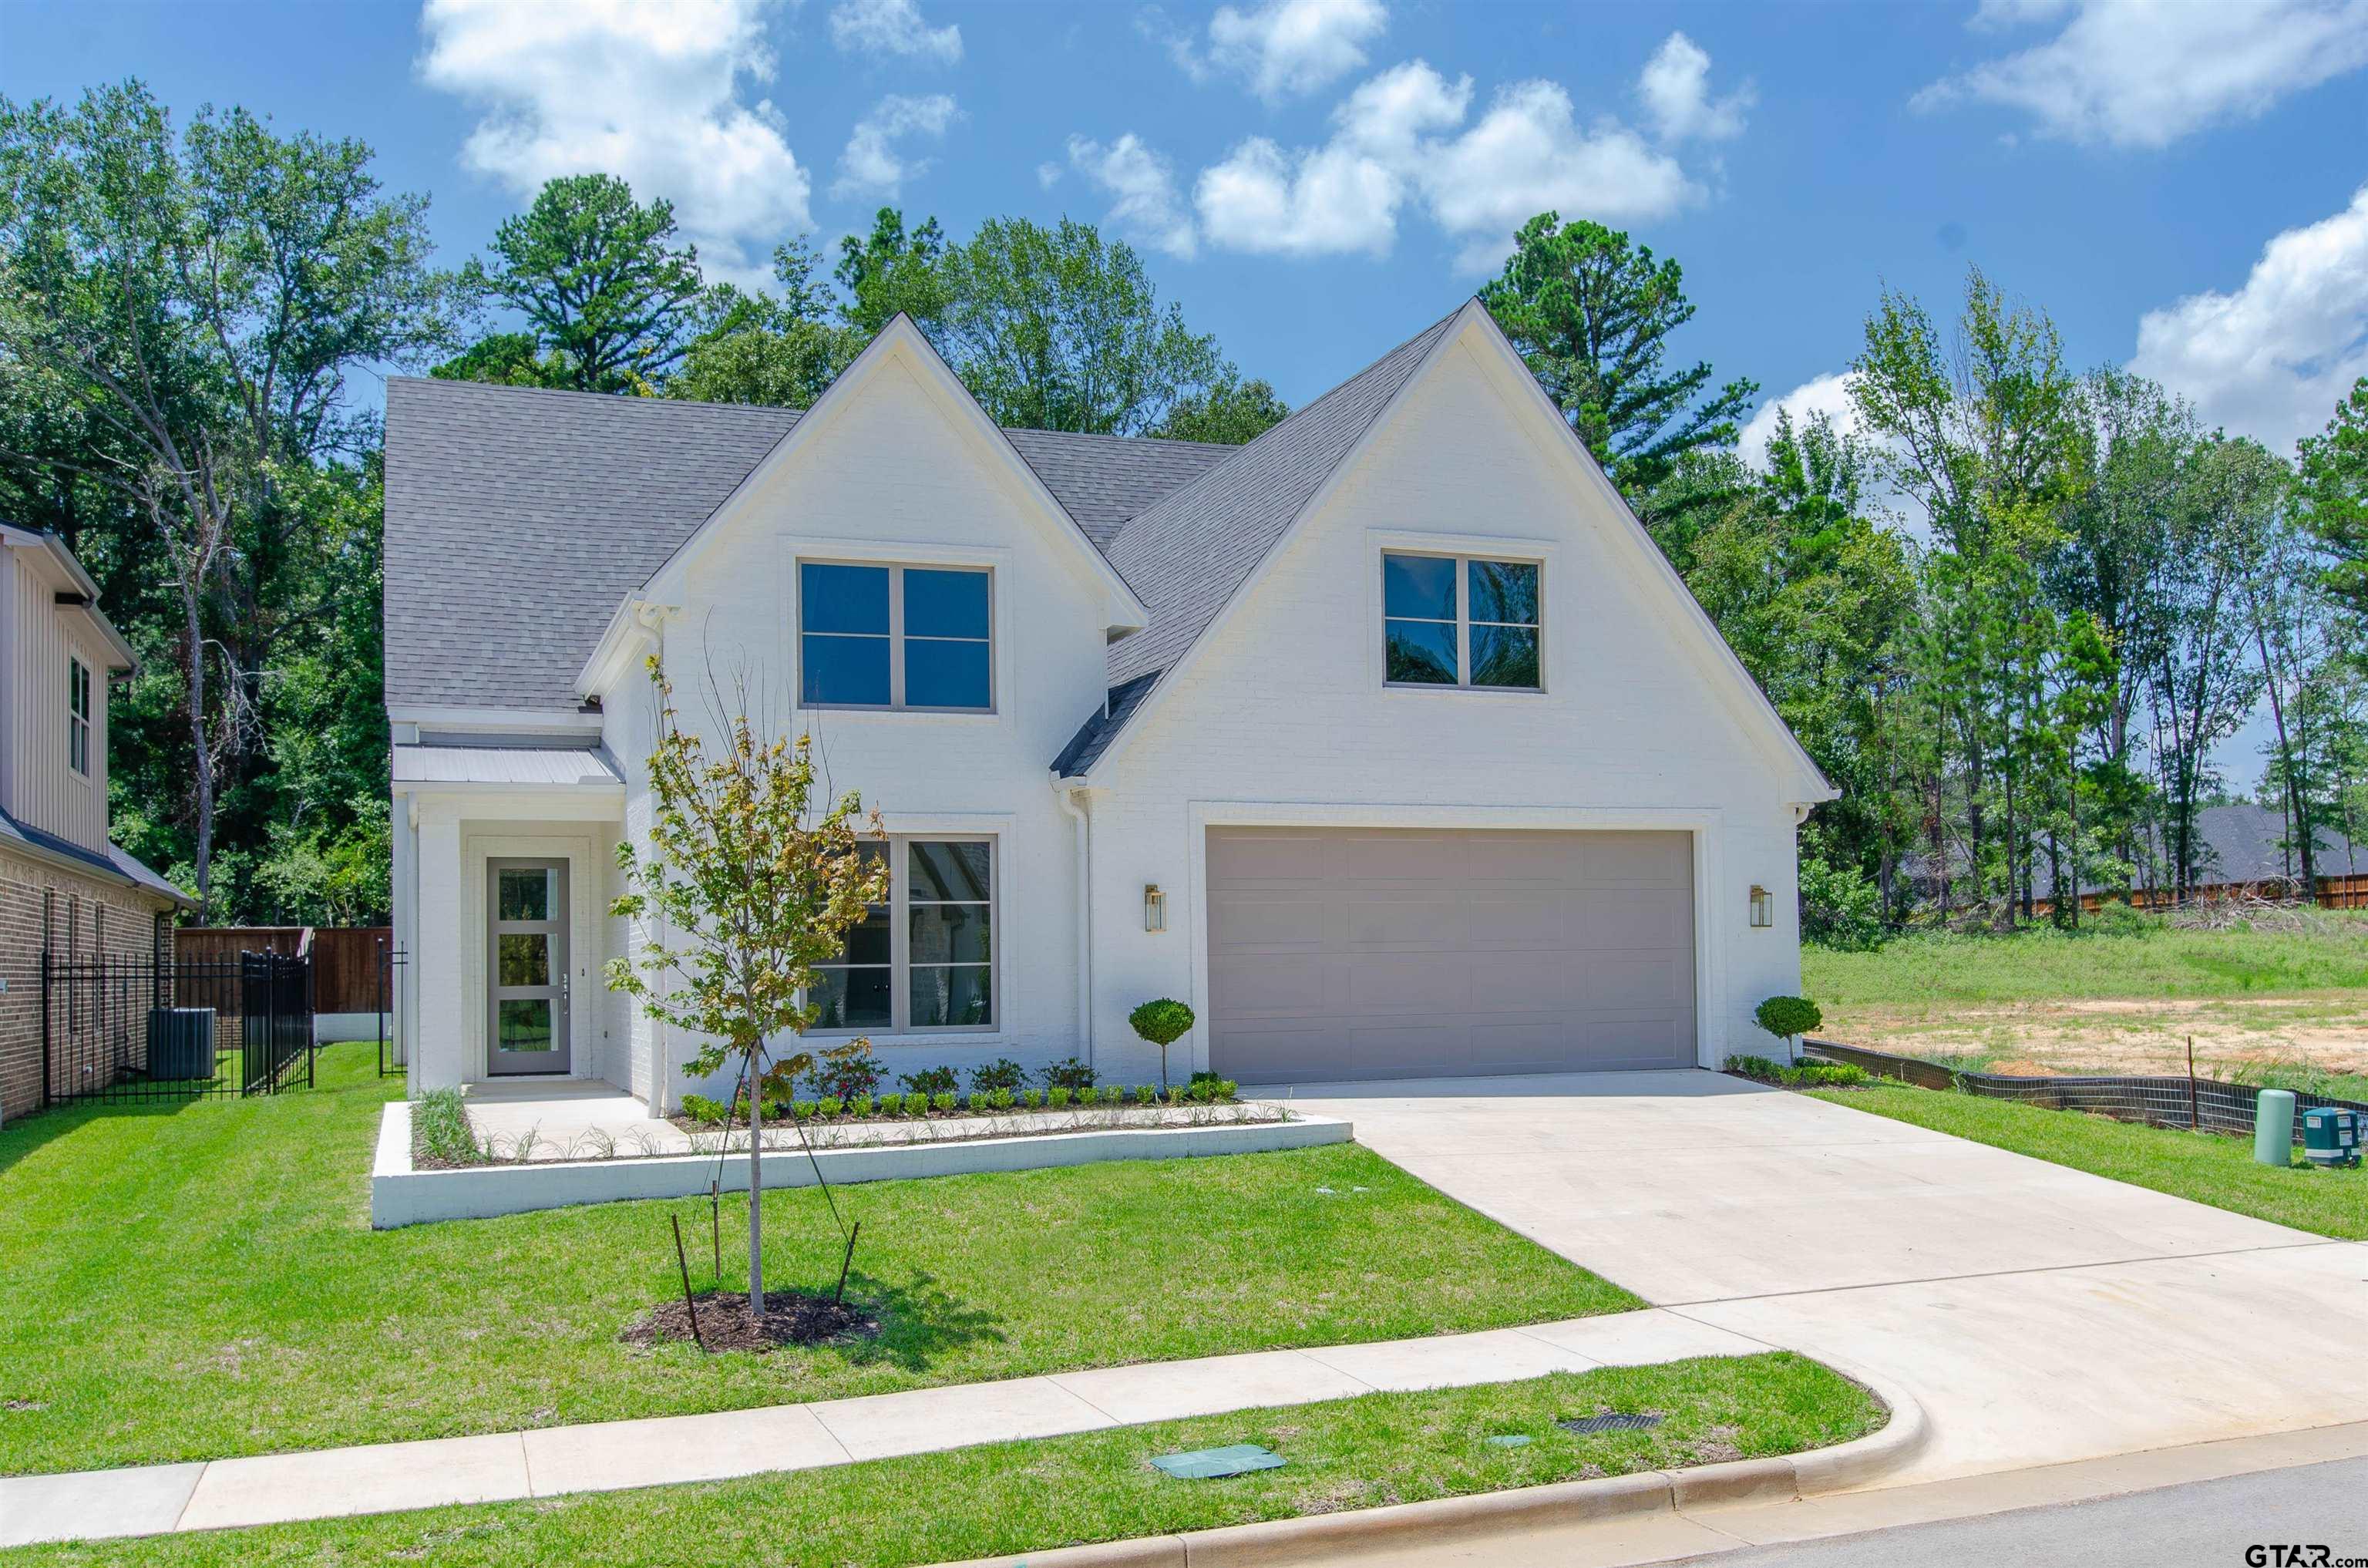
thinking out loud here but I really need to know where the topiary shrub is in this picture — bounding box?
[1753,995,1823,1061]
[1128,998,1196,1090]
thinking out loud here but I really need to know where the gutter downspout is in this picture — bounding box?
[1053,778,1095,1072]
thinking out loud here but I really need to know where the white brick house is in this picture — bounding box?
[383,302,1831,1112]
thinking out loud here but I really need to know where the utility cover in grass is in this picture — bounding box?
[1150,1443,1287,1479]
[1485,1434,1532,1448]
[1559,1412,1664,1435]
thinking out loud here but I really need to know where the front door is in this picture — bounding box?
[487,859,570,1075]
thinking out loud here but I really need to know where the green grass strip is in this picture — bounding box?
[0,1045,1637,1475]
[1811,1082,2368,1240]
[0,1355,1880,1567]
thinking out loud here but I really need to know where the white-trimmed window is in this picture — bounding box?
[810,837,995,1034]
[799,562,992,711]
[66,656,92,776]
[1382,551,1542,690]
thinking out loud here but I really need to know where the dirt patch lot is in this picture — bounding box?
[1825,994,2368,1082]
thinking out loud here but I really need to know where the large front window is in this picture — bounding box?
[810,838,995,1033]
[66,657,92,776]
[799,562,991,710]
[1382,552,1541,690]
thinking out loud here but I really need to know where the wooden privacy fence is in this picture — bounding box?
[2035,873,2368,916]
[172,927,392,1015]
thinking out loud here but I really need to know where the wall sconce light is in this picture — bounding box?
[1143,883,1167,933]
[1748,884,1773,929]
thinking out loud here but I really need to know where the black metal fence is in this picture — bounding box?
[1803,1038,2368,1141]
[42,949,315,1106]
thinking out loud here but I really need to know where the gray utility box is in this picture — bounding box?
[146,1008,218,1082]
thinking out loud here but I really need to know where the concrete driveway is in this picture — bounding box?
[1276,1072,2368,1485]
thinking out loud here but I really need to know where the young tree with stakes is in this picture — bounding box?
[607,661,890,1317]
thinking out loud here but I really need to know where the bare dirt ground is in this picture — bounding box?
[1826,995,2368,1080]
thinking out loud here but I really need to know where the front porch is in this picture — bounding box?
[461,1076,685,1160]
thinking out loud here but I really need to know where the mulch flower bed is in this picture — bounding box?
[624,1288,882,1354]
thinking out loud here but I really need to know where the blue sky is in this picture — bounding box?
[6,0,2368,776]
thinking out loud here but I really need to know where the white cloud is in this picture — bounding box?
[2130,183,2368,455]
[829,0,961,64]
[1065,134,1197,259]
[1739,372,1861,468]
[1637,31,1754,143]
[419,0,810,287]
[832,93,957,200]
[1916,0,2368,149]
[1197,0,1388,99]
[1036,160,1065,189]
[1189,54,1703,271]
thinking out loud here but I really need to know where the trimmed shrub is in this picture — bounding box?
[987,1087,1014,1110]
[791,1099,817,1121]
[1041,1056,1096,1092]
[1048,1086,1072,1109]
[931,1092,957,1115]
[849,1092,876,1118]
[1135,1084,1157,1105]
[804,1041,883,1101]
[681,1094,726,1126]
[1754,995,1824,1052]
[817,1096,844,1119]
[1022,1089,1044,1109]
[900,1065,960,1098]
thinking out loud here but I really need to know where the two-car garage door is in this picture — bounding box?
[1206,827,1697,1084]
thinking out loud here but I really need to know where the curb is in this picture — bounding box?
[932,1367,1928,1568]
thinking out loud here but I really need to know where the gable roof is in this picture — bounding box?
[0,804,193,908]
[383,375,1219,712]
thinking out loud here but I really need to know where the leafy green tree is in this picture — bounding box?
[2300,377,2368,614]
[607,662,891,1316]
[1152,375,1288,444]
[0,82,452,916]
[464,173,706,393]
[936,217,1229,436]
[1480,212,1756,496]
[671,241,863,409]
[835,207,953,338]
[430,331,560,388]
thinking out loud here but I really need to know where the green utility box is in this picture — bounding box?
[2302,1106,2361,1170]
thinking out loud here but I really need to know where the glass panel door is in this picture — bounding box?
[486,860,570,1075]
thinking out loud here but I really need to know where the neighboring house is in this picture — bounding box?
[2035,802,2368,911]
[0,525,193,1121]
[383,303,1832,1111]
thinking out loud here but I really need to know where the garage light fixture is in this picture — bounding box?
[1749,885,1773,928]
[1143,883,1166,933]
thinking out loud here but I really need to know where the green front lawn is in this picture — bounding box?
[1810,1081,2368,1240]
[0,1046,1637,1476]
[2,1355,1882,1568]
[1802,917,2368,1008]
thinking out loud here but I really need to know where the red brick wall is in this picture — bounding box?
[0,849,174,1122]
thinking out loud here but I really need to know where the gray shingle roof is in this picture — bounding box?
[1102,311,1459,691]
[0,805,193,907]
[384,382,1233,710]
[385,309,1468,775]
[999,428,1233,547]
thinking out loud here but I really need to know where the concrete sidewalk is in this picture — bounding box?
[0,1307,1773,1549]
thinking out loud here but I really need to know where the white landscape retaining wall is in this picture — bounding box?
[371,1100,1352,1228]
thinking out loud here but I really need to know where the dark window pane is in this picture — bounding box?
[1385,618,1458,684]
[498,934,550,987]
[498,869,550,922]
[496,999,553,1053]
[1472,624,1541,688]
[1383,554,1455,620]
[833,903,890,967]
[1468,559,1539,626]
[910,964,992,1028]
[802,633,890,705]
[800,563,890,634]
[905,638,990,708]
[910,840,992,901]
[904,568,990,640]
[810,966,892,1030]
[910,901,991,965]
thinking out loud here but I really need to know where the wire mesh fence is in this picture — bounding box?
[42,949,314,1106]
[1803,1038,2368,1141]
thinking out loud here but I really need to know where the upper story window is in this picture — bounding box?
[66,656,92,776]
[1383,552,1541,691]
[799,562,991,711]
